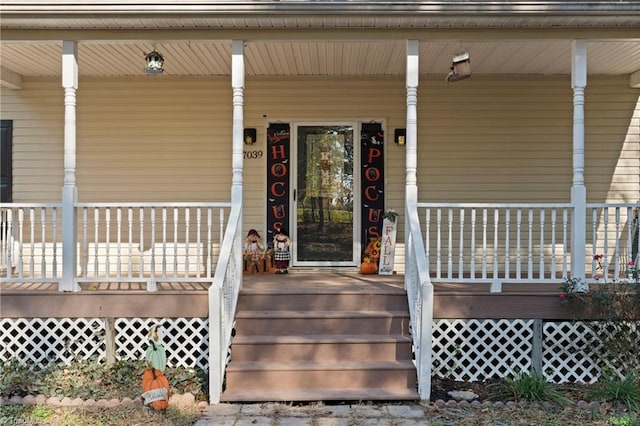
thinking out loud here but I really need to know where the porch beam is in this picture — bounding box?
[61,40,80,292]
[0,65,22,90]
[570,40,587,289]
[3,28,640,43]
[630,69,640,88]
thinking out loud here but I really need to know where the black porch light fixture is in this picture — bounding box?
[394,128,406,146]
[244,128,257,145]
[144,49,165,75]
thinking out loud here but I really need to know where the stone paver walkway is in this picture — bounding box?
[194,402,433,426]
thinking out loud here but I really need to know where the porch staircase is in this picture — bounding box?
[220,275,418,402]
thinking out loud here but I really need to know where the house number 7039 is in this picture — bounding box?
[244,151,263,159]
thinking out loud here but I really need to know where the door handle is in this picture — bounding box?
[293,189,296,201]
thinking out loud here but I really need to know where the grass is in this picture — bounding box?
[589,372,640,412]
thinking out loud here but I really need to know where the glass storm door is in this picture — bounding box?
[293,124,357,266]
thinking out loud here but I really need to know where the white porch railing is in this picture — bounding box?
[208,204,243,404]
[1,202,231,290]
[417,202,639,285]
[0,203,63,282]
[404,201,434,401]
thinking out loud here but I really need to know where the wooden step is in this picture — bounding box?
[222,280,417,402]
[230,334,412,362]
[234,310,410,335]
[220,387,420,402]
[224,360,417,391]
[237,292,408,311]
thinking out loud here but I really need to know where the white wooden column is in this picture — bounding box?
[61,40,79,292]
[405,39,420,239]
[231,40,245,208]
[571,40,587,289]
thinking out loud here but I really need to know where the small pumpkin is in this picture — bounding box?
[142,367,170,410]
[360,257,378,275]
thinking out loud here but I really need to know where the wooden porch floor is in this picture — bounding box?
[1,270,569,319]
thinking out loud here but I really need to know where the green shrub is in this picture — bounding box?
[488,371,567,404]
[589,370,640,412]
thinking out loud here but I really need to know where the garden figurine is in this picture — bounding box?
[144,323,167,372]
[273,227,291,274]
[244,229,265,273]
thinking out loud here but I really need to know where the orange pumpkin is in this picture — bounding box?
[360,257,378,274]
[142,367,170,410]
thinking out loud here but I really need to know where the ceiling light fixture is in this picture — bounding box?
[144,49,165,75]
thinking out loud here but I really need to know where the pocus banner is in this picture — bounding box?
[360,123,384,259]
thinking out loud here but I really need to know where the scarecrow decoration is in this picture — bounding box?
[244,229,266,273]
[273,227,291,274]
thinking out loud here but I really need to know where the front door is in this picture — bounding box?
[292,124,358,267]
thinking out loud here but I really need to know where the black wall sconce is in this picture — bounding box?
[394,128,406,146]
[244,128,257,145]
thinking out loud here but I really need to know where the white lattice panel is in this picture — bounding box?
[1,317,209,371]
[0,318,105,368]
[543,321,639,383]
[115,318,209,370]
[432,319,534,382]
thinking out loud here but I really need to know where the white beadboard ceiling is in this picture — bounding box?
[1,39,639,78]
[1,2,639,79]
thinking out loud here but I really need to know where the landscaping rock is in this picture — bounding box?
[447,390,479,401]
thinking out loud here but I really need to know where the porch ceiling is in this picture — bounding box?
[1,39,639,80]
[0,2,639,81]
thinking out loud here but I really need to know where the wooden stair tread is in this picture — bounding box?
[231,334,412,344]
[220,387,419,402]
[226,360,416,371]
[235,310,409,318]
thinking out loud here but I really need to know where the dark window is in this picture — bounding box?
[1,120,13,202]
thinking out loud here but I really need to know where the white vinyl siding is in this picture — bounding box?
[1,75,638,271]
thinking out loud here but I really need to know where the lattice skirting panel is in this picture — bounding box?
[0,317,628,383]
[0,318,208,371]
[432,319,628,384]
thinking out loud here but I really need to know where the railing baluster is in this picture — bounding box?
[481,209,487,279]
[93,208,100,277]
[505,209,510,279]
[527,209,533,280]
[29,208,35,277]
[173,207,178,278]
[436,208,442,279]
[551,209,557,279]
[562,208,568,277]
[139,207,145,278]
[591,207,598,275]
[17,209,24,278]
[127,208,133,279]
[105,207,111,277]
[516,209,522,279]
[447,208,453,279]
[116,208,122,278]
[196,208,202,277]
[161,207,167,277]
[206,208,212,278]
[470,209,476,279]
[185,207,191,277]
[39,208,46,278]
[151,207,156,277]
[493,209,499,280]
[425,209,431,273]
[51,208,58,278]
[539,209,545,279]
[603,208,609,276]
[458,209,464,279]
[614,207,620,280]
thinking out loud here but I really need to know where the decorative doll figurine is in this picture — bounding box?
[145,324,167,372]
[243,229,265,273]
[273,228,291,274]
